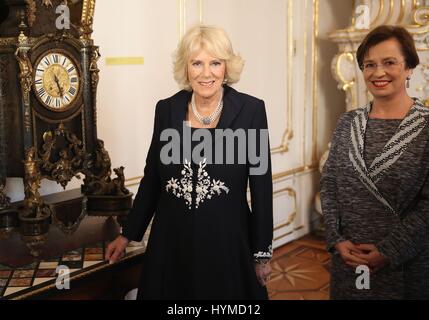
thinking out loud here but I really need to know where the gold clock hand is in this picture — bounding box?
[54,74,64,97]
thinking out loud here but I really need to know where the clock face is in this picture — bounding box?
[34,51,80,111]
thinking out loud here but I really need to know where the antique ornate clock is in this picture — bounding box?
[33,50,81,111]
[0,0,131,256]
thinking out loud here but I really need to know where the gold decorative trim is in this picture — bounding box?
[41,0,53,7]
[199,0,203,23]
[312,0,319,164]
[397,0,406,24]
[272,164,317,181]
[80,0,96,40]
[0,38,17,46]
[26,0,37,28]
[15,44,33,133]
[333,52,355,90]
[273,187,297,231]
[303,0,308,166]
[331,51,357,110]
[125,176,142,183]
[383,0,394,25]
[125,181,141,188]
[125,176,142,187]
[273,186,295,197]
[21,233,49,258]
[370,0,384,28]
[273,212,296,231]
[271,0,293,154]
[81,0,96,23]
[33,103,84,157]
[90,47,100,128]
[15,47,33,105]
[0,183,11,210]
[273,225,304,242]
[350,0,357,28]
[38,123,85,188]
[333,0,429,35]
[22,147,46,217]
[177,0,203,38]
[178,0,186,40]
[412,6,429,26]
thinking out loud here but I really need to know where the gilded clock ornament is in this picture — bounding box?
[0,183,10,210]
[15,47,33,105]
[25,0,37,28]
[39,123,84,188]
[41,0,53,7]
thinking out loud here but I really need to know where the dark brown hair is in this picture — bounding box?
[356,25,419,70]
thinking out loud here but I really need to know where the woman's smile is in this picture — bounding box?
[198,80,216,87]
[371,80,391,88]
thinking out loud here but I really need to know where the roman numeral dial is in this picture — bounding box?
[34,51,80,111]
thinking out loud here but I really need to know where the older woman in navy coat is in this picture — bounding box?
[106,25,273,300]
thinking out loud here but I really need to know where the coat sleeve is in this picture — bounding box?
[320,114,347,253]
[377,171,429,268]
[248,100,274,262]
[121,101,162,242]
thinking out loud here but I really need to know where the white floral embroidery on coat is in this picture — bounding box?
[165,158,229,210]
[253,244,273,259]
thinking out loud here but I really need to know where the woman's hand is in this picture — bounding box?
[335,240,368,268]
[105,235,130,264]
[354,244,389,272]
[255,261,272,287]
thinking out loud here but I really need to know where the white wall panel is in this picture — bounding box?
[93,0,179,179]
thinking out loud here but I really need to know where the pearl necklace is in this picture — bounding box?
[191,88,224,126]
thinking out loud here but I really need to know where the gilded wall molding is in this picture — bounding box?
[272,187,304,242]
[311,0,319,164]
[273,187,297,231]
[178,0,204,40]
[271,0,294,155]
[331,52,357,111]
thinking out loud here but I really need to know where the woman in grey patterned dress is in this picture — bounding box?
[321,25,429,299]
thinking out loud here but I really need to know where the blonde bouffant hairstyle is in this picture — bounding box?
[173,25,244,91]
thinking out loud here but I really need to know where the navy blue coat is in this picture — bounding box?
[122,85,273,300]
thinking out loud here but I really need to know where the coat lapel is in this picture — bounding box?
[170,89,191,134]
[170,85,244,131]
[215,85,245,132]
[348,98,429,215]
[167,85,245,161]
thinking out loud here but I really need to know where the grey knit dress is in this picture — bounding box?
[321,99,429,300]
